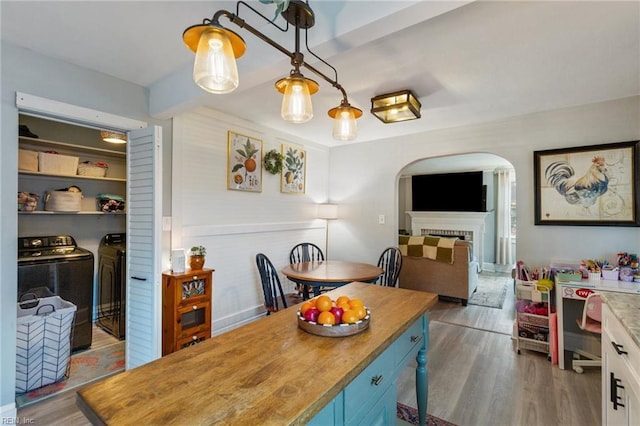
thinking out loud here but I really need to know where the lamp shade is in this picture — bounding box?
[328,103,363,141]
[276,75,318,123]
[371,90,421,123]
[317,203,338,220]
[192,27,242,94]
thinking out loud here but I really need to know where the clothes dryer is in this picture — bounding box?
[97,233,126,339]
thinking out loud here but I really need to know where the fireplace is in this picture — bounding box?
[407,211,489,268]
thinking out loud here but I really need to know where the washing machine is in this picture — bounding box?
[97,233,126,340]
[18,235,94,351]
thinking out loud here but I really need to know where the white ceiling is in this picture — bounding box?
[2,1,639,151]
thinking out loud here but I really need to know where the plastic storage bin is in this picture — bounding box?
[15,295,76,393]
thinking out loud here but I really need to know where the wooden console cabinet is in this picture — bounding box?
[162,268,213,356]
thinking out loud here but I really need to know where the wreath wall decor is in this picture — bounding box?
[264,149,284,175]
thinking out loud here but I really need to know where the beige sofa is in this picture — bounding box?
[398,240,479,305]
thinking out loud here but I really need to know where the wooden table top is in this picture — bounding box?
[281,260,383,283]
[76,282,437,426]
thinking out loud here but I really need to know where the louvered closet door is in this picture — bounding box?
[126,126,162,369]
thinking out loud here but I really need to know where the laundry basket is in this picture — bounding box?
[15,295,76,393]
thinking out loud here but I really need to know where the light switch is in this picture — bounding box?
[163,216,172,231]
[378,214,385,225]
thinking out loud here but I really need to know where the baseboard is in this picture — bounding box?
[212,304,266,336]
[483,263,514,274]
[0,402,17,421]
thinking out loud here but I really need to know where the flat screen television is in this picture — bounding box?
[412,171,485,212]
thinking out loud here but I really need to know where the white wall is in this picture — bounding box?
[171,108,331,333]
[328,96,640,270]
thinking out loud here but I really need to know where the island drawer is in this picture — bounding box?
[344,343,394,423]
[394,317,424,367]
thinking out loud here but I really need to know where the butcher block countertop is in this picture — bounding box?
[76,282,437,425]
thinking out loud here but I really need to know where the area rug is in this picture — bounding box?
[467,273,510,309]
[397,402,457,426]
[15,341,125,408]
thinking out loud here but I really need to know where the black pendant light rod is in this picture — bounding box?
[211,4,349,100]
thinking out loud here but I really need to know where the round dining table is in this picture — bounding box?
[281,260,383,299]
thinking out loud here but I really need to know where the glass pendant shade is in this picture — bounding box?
[331,107,357,141]
[193,28,240,94]
[328,103,362,141]
[278,77,314,123]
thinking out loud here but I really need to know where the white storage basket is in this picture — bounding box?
[16,296,76,393]
[38,152,79,175]
[44,190,82,212]
[18,149,39,171]
[77,161,108,177]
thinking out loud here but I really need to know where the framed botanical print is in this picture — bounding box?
[281,143,306,194]
[534,140,639,226]
[227,131,262,192]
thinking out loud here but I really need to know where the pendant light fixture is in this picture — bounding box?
[182,1,362,141]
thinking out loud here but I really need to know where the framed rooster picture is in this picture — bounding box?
[534,141,639,226]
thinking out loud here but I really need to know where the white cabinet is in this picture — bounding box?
[602,303,640,425]
[18,135,126,215]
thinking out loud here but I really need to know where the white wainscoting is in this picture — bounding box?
[182,221,326,334]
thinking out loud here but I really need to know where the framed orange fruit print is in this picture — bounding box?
[227,131,262,192]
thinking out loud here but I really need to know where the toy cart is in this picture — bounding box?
[515,280,552,360]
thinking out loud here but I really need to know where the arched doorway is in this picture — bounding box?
[397,152,516,273]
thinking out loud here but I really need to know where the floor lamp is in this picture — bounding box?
[317,203,338,258]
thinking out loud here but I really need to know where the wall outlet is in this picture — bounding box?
[378,214,385,225]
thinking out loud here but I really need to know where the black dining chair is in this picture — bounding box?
[289,242,325,263]
[256,253,301,315]
[289,243,327,297]
[376,247,402,287]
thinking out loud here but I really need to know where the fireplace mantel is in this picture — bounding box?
[407,211,490,266]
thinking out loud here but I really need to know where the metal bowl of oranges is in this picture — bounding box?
[297,295,370,337]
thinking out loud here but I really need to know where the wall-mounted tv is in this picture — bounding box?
[412,171,486,212]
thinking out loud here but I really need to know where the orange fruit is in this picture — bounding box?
[342,310,359,324]
[348,298,364,309]
[307,298,317,307]
[244,158,257,172]
[300,301,314,315]
[338,302,351,311]
[316,295,333,312]
[317,311,336,325]
[353,305,367,320]
[336,295,350,306]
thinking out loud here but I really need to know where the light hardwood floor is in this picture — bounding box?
[17,275,600,426]
[397,274,601,426]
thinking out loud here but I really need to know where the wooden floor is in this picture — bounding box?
[397,275,601,426]
[17,275,601,426]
